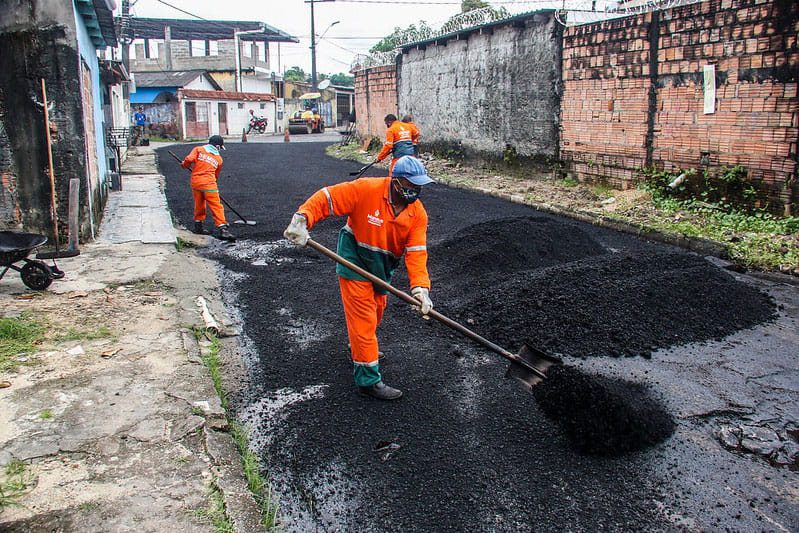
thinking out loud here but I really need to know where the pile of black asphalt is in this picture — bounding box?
[159,143,777,532]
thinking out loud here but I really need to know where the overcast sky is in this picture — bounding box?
[127,0,568,75]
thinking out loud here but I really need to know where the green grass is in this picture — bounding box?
[0,459,33,511]
[0,315,46,372]
[194,328,281,530]
[38,409,53,421]
[54,326,113,343]
[195,483,235,533]
[558,176,580,187]
[230,422,280,529]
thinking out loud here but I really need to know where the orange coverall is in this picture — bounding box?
[297,177,430,387]
[182,145,227,227]
[377,121,420,174]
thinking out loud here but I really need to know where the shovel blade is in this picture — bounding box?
[505,344,561,392]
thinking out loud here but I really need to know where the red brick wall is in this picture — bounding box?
[354,65,397,142]
[561,0,799,211]
[561,13,654,188]
[655,0,798,210]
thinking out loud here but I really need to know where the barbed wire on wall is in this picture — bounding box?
[350,0,700,70]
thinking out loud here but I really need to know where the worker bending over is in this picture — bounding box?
[182,135,235,241]
[376,114,420,174]
[284,156,434,400]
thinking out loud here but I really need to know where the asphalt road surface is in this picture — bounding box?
[159,141,799,532]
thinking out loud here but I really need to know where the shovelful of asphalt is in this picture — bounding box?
[532,365,676,455]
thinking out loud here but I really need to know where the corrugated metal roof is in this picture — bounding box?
[131,17,298,43]
[133,70,221,90]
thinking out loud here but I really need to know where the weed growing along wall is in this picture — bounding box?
[562,0,798,213]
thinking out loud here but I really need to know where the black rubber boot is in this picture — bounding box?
[358,381,402,400]
[192,221,210,235]
[216,224,236,242]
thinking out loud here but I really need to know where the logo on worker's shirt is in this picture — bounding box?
[367,209,383,227]
[197,152,219,168]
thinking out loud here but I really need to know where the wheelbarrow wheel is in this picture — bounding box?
[21,261,53,290]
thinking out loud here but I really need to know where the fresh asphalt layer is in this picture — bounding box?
[159,141,799,532]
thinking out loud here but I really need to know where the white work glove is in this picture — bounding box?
[284,213,309,246]
[411,287,433,319]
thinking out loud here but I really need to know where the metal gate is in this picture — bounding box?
[318,101,333,130]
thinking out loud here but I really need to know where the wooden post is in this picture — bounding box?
[68,178,80,251]
[41,78,59,247]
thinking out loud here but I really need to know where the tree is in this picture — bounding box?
[462,0,490,11]
[329,73,354,86]
[284,66,307,82]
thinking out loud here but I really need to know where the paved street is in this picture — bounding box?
[160,139,799,532]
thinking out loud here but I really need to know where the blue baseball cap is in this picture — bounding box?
[391,156,433,186]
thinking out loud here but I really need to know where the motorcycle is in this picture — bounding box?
[248,116,268,134]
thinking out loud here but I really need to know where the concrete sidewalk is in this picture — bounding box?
[0,146,262,531]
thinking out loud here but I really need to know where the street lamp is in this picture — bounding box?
[234,26,265,92]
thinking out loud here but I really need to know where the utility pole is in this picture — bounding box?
[305,0,335,92]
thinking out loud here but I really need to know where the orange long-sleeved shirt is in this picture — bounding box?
[297,177,430,291]
[182,145,223,190]
[377,121,419,162]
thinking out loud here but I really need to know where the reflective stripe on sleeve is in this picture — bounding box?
[323,187,334,216]
[406,245,427,252]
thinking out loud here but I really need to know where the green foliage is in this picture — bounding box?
[230,422,281,529]
[643,165,756,211]
[38,409,53,420]
[195,483,234,533]
[0,314,46,372]
[559,176,580,187]
[283,66,307,82]
[0,459,33,511]
[328,73,354,86]
[54,326,112,342]
[462,0,489,10]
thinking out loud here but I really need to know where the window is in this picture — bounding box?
[242,41,252,58]
[129,39,143,59]
[191,40,205,57]
[260,103,266,109]
[237,103,244,109]
[196,102,208,122]
[146,39,160,59]
[255,42,265,62]
[209,40,218,56]
[185,102,196,122]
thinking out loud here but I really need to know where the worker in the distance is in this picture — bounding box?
[283,155,434,400]
[376,114,420,174]
[401,114,421,156]
[181,135,235,241]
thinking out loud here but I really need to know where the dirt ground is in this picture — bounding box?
[159,141,799,532]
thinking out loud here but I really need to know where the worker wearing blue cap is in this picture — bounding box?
[284,156,435,400]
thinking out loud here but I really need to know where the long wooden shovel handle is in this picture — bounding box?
[305,239,544,378]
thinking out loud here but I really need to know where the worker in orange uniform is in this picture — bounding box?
[181,135,235,241]
[375,114,420,174]
[283,155,435,400]
[401,114,421,156]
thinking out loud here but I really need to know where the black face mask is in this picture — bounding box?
[393,179,421,203]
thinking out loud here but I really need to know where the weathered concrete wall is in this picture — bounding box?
[0,23,88,237]
[354,66,398,142]
[397,12,563,163]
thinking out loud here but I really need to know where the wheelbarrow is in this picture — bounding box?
[0,231,63,290]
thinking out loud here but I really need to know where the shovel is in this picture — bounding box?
[305,238,560,392]
[349,161,376,178]
[167,150,257,225]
